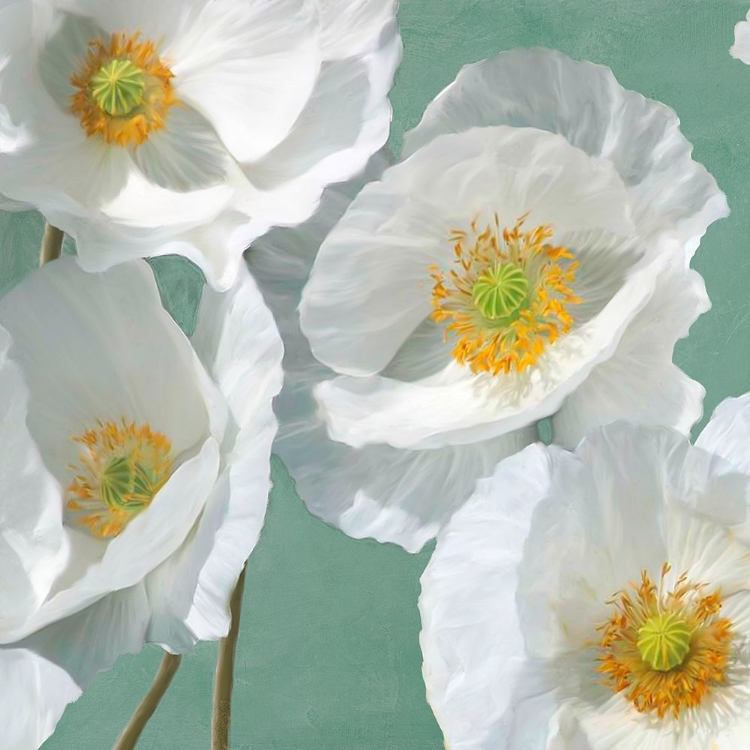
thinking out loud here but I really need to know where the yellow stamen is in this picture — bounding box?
[597,563,734,719]
[430,215,580,376]
[70,32,176,147]
[65,419,174,539]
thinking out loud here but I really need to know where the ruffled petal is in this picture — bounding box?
[0,324,67,634]
[168,0,322,163]
[731,11,750,64]
[320,0,398,60]
[696,392,750,474]
[0,648,80,750]
[552,252,709,448]
[245,24,401,200]
[2,584,151,749]
[419,445,555,749]
[277,394,536,552]
[145,265,283,649]
[403,48,728,250]
[0,259,212,477]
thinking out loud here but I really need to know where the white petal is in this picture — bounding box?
[55,0,204,48]
[24,584,150,684]
[553,252,709,448]
[697,392,750,474]
[131,105,229,192]
[403,48,728,249]
[168,0,322,163]
[192,264,284,434]
[276,393,536,552]
[731,12,750,64]
[301,125,636,378]
[245,24,401,200]
[0,259,212,482]
[36,11,103,113]
[0,323,68,634]
[0,648,80,750]
[1,584,151,749]
[0,52,131,213]
[145,266,283,649]
[0,192,30,211]
[95,164,233,231]
[320,0,398,59]
[419,445,555,749]
[71,203,247,293]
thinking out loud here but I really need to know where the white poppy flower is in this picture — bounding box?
[420,402,750,750]
[731,9,750,64]
[0,0,401,290]
[0,257,282,748]
[286,48,726,552]
[249,151,535,554]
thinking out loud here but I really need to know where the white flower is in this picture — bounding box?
[282,48,727,552]
[250,150,534,554]
[731,9,750,64]
[0,257,282,749]
[0,0,401,290]
[420,401,750,750]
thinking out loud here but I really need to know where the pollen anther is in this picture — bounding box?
[65,419,174,539]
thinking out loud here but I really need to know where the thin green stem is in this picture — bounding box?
[212,565,247,750]
[39,223,64,265]
[112,653,182,750]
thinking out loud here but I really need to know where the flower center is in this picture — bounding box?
[597,563,734,719]
[90,58,146,117]
[637,611,691,671]
[70,32,176,147]
[65,419,174,539]
[430,215,581,376]
[472,262,529,321]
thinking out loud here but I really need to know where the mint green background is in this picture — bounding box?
[0,0,743,747]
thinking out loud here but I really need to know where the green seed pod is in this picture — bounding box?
[90,59,146,117]
[472,262,529,320]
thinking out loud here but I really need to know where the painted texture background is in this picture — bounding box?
[0,0,742,747]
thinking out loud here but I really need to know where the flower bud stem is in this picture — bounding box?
[113,653,182,750]
[40,223,63,265]
[212,564,247,750]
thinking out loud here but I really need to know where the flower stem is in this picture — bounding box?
[212,565,247,750]
[39,223,64,265]
[113,652,182,750]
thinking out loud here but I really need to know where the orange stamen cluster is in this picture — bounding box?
[66,419,174,539]
[597,563,734,719]
[430,214,581,375]
[70,32,176,147]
